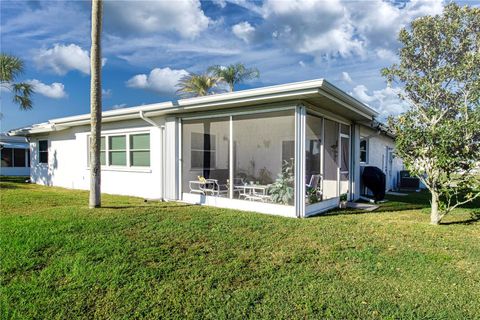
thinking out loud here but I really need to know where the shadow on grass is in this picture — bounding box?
[441,211,480,225]
[101,204,196,210]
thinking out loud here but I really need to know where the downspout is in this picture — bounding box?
[139,111,166,201]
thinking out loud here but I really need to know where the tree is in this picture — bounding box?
[382,3,480,225]
[176,73,219,97]
[89,0,103,208]
[0,54,34,110]
[208,63,259,92]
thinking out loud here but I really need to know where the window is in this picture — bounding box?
[1,148,13,167]
[360,138,368,163]
[88,133,150,168]
[281,140,295,164]
[14,148,26,167]
[130,133,150,166]
[109,135,126,166]
[39,140,48,163]
[191,132,216,169]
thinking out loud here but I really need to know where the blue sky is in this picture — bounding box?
[1,0,478,132]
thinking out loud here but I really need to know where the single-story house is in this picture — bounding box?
[9,79,404,218]
[0,133,31,176]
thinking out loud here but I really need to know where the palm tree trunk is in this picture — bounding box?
[89,0,103,208]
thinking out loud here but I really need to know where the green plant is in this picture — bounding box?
[306,187,320,204]
[269,159,294,205]
[340,193,348,202]
[382,3,480,224]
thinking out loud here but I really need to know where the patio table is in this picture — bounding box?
[235,184,272,202]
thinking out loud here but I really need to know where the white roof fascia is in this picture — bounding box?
[11,78,379,135]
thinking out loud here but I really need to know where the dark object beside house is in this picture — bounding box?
[399,170,420,189]
[362,166,386,201]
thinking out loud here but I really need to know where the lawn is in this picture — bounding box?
[1,177,479,319]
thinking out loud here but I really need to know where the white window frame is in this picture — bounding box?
[87,131,151,169]
[129,133,151,167]
[359,137,368,164]
[38,140,48,164]
[190,131,217,170]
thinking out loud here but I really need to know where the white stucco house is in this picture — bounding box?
[0,133,30,176]
[9,79,404,218]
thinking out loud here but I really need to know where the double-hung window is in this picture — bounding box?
[190,132,216,170]
[360,138,368,163]
[88,132,150,168]
[39,140,48,164]
[109,135,127,166]
[130,133,150,167]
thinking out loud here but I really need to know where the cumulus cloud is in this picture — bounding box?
[341,71,353,84]
[235,0,443,60]
[126,67,189,94]
[104,0,210,38]
[26,79,67,99]
[34,43,106,75]
[102,89,112,98]
[352,84,409,119]
[232,21,255,43]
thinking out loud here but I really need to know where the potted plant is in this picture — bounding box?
[339,193,348,209]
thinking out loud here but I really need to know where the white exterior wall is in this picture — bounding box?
[29,117,165,199]
[359,125,404,191]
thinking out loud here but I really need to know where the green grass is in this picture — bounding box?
[1,177,479,319]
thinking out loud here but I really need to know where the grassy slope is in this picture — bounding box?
[1,177,479,319]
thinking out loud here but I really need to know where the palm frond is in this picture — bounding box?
[12,82,34,110]
[176,73,220,98]
[207,63,259,91]
[0,54,24,83]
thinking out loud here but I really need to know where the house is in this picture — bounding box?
[0,133,31,176]
[9,79,403,218]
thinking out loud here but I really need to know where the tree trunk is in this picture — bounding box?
[430,191,441,225]
[89,0,103,208]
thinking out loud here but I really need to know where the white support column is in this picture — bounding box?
[229,115,234,199]
[294,104,306,218]
[351,123,361,201]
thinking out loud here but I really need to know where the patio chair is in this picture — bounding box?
[306,174,323,199]
[201,179,229,197]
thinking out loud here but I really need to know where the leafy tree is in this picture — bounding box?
[382,3,480,225]
[208,63,259,92]
[176,73,219,97]
[0,54,34,110]
[89,0,103,208]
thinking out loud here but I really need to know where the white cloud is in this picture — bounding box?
[110,103,128,110]
[237,0,444,60]
[352,84,409,119]
[341,71,353,84]
[34,43,106,75]
[126,67,189,94]
[102,89,112,98]
[104,0,210,38]
[26,79,67,99]
[232,21,255,43]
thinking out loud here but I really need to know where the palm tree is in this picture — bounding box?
[0,54,34,110]
[89,0,103,208]
[208,63,259,92]
[176,73,219,97]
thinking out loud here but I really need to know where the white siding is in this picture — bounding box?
[359,125,404,191]
[29,117,165,199]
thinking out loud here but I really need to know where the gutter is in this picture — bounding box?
[139,111,166,202]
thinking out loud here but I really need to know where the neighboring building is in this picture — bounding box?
[9,79,404,217]
[0,133,30,176]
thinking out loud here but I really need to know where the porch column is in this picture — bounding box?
[294,104,306,218]
[351,123,361,201]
